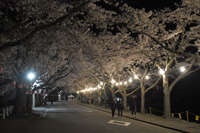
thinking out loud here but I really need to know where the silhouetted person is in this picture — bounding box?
[44,97,47,106]
[110,97,116,118]
[117,98,123,117]
[51,97,54,105]
[131,95,137,117]
[81,97,85,105]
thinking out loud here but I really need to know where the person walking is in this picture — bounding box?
[117,98,123,118]
[110,97,116,118]
[131,95,137,118]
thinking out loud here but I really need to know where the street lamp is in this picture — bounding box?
[145,75,150,80]
[128,78,132,83]
[124,81,127,85]
[27,72,35,81]
[134,75,138,79]
[180,67,186,72]
[159,69,165,75]
[111,79,116,84]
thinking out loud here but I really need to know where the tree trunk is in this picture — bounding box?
[14,87,27,114]
[98,96,101,105]
[163,73,171,118]
[141,86,145,113]
[26,94,32,112]
[123,95,127,110]
[110,88,115,98]
[163,91,171,118]
[103,87,107,106]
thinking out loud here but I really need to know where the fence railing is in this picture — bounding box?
[0,105,14,119]
[145,107,200,122]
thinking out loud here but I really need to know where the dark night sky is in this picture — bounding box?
[125,0,182,11]
[96,0,182,12]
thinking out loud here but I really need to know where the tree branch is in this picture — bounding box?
[0,1,91,52]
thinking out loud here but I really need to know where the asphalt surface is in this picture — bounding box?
[0,101,183,133]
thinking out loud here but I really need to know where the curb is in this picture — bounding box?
[79,103,189,133]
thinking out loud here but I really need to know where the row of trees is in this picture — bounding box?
[74,0,200,118]
[0,0,199,118]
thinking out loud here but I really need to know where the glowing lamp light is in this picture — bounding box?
[145,75,150,80]
[128,78,132,83]
[134,75,138,79]
[124,81,127,85]
[116,83,119,86]
[111,79,116,84]
[100,82,103,86]
[119,82,122,85]
[159,69,165,75]
[27,72,35,81]
[180,67,186,72]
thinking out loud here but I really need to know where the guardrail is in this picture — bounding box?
[0,105,14,119]
[145,107,200,122]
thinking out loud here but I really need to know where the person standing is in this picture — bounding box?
[110,97,116,118]
[50,97,54,105]
[117,98,123,117]
[43,97,47,106]
[131,95,137,117]
[82,97,85,105]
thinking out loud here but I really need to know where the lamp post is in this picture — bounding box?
[27,72,36,107]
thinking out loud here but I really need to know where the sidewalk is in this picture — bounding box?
[32,106,48,117]
[79,102,200,133]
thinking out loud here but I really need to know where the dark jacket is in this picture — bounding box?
[117,101,123,109]
[130,97,137,107]
[111,100,116,109]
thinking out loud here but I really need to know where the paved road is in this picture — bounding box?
[0,101,181,133]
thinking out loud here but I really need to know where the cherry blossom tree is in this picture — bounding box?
[114,0,200,117]
[0,0,92,51]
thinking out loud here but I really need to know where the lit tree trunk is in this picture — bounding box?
[103,87,107,106]
[123,94,127,110]
[110,87,115,98]
[163,90,171,118]
[97,90,102,105]
[141,82,145,113]
[163,72,171,118]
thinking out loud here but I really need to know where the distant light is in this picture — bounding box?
[145,75,150,80]
[128,78,132,83]
[134,75,138,79]
[124,81,127,85]
[111,79,116,84]
[27,72,35,80]
[180,67,186,72]
[119,82,122,85]
[159,69,165,75]
[116,83,119,86]
[97,85,101,88]
[100,82,103,85]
